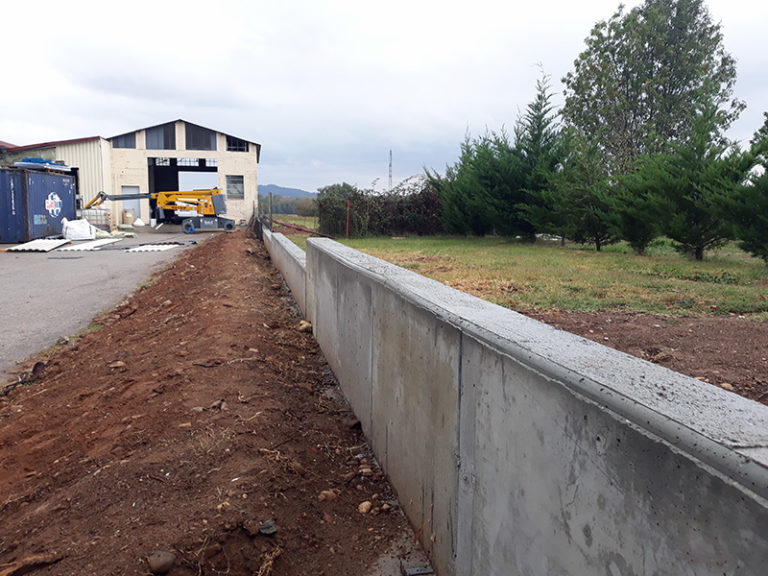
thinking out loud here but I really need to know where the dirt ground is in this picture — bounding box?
[3,228,766,576]
[524,309,768,406]
[0,231,423,576]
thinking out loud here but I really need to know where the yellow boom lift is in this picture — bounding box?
[84,188,235,234]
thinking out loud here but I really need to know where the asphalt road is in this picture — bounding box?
[0,227,209,381]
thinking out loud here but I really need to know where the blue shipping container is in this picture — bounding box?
[0,169,76,242]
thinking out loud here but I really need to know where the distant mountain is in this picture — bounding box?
[259,184,314,198]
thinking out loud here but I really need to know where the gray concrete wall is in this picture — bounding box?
[262,229,307,316]
[265,235,768,576]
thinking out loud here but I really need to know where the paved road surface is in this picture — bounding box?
[0,227,209,381]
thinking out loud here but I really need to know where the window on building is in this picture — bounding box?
[146,123,176,150]
[150,157,171,166]
[186,124,217,151]
[177,157,199,167]
[226,136,249,152]
[111,133,136,149]
[226,175,244,198]
[206,158,218,167]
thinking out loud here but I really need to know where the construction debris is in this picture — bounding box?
[58,239,122,252]
[126,244,177,253]
[6,239,70,252]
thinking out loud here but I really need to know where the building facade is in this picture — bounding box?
[0,120,260,226]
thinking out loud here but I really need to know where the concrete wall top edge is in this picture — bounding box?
[270,232,306,265]
[305,238,768,461]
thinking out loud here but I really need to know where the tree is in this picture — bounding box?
[428,73,562,240]
[514,71,565,238]
[562,0,743,176]
[545,130,617,251]
[427,135,496,235]
[732,113,768,263]
[427,131,526,237]
[608,158,667,254]
[295,196,318,217]
[734,170,768,263]
[317,183,368,237]
[642,103,755,260]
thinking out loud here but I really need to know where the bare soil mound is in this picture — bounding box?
[0,231,417,576]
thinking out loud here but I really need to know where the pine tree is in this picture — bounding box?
[733,113,768,262]
[608,157,667,254]
[645,103,754,260]
[547,131,617,251]
[514,71,564,239]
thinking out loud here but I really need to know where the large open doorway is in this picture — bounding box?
[147,157,218,223]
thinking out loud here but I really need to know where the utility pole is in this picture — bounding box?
[388,149,393,192]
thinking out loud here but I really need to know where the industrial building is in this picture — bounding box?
[0,120,260,226]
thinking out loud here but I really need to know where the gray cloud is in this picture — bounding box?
[1,0,765,191]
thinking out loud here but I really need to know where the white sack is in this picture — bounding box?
[62,218,97,241]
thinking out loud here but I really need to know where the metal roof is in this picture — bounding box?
[0,140,17,149]
[2,136,102,152]
[110,119,261,160]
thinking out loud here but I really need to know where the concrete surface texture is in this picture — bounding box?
[0,228,202,381]
[263,228,307,315]
[263,232,768,576]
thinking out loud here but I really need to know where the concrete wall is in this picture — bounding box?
[265,235,768,576]
[262,229,307,316]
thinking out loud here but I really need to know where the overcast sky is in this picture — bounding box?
[1,1,765,192]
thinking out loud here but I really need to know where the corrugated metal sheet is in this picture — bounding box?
[126,244,176,253]
[56,138,109,204]
[6,239,70,252]
[58,238,122,251]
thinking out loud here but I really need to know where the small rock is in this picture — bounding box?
[259,519,278,535]
[178,422,193,428]
[720,382,735,391]
[358,501,372,514]
[147,550,176,574]
[381,503,391,512]
[108,361,127,369]
[298,320,312,333]
[318,489,338,502]
[162,299,172,307]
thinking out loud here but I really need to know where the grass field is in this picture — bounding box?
[272,214,319,231]
[288,234,768,316]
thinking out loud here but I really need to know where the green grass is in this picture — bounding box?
[324,235,768,316]
[272,214,319,230]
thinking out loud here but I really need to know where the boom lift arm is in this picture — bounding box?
[84,188,235,234]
